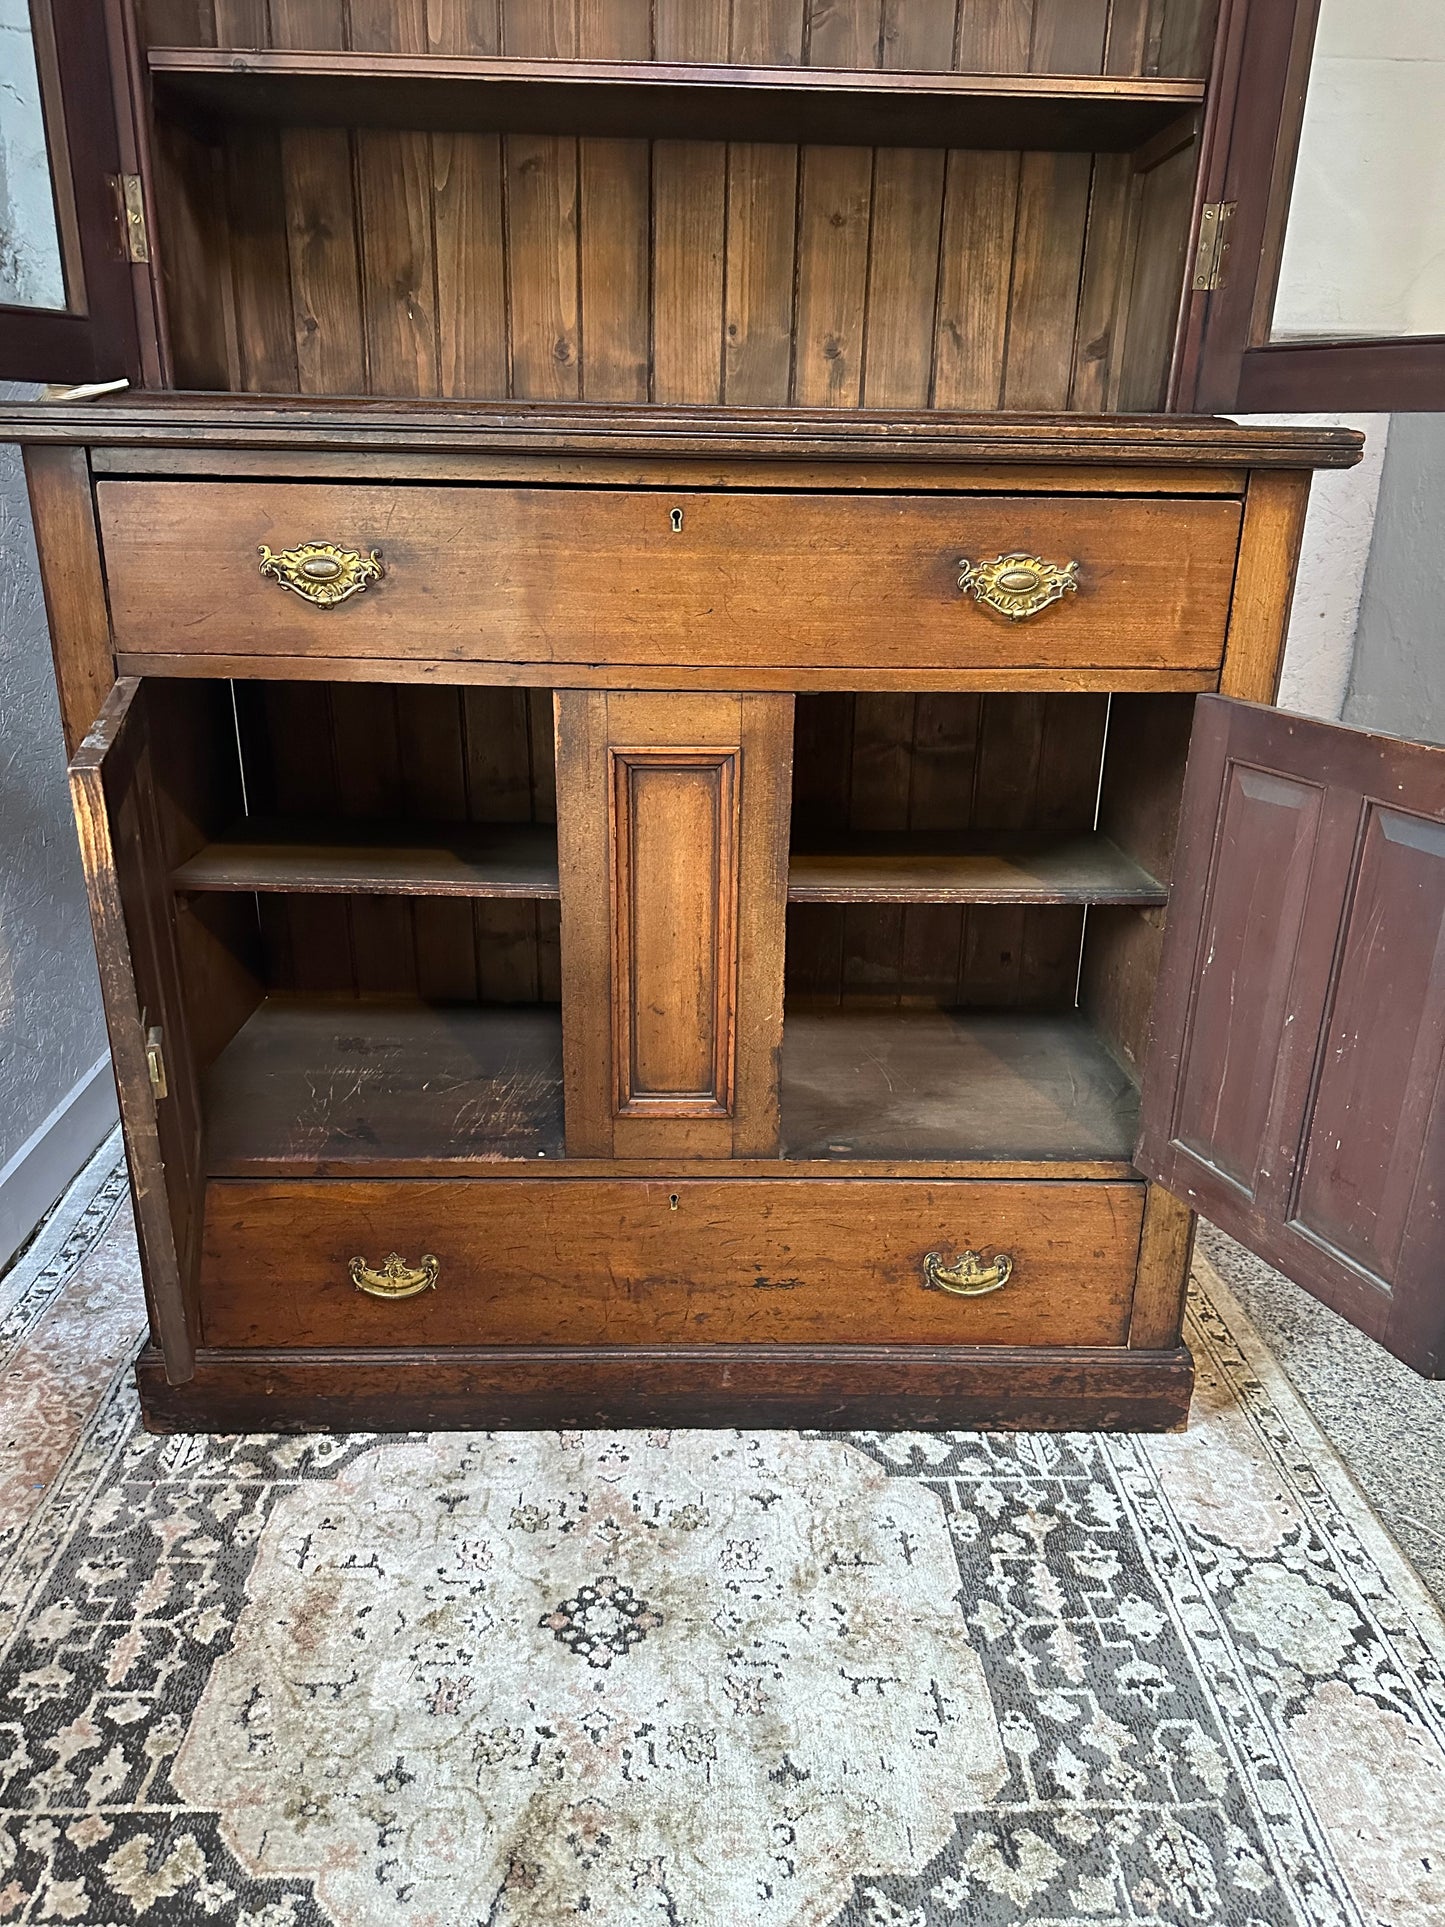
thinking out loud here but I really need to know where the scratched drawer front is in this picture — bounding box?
[98,482,1242,673]
[198,1176,1144,1349]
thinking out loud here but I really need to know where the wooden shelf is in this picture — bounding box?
[205,997,564,1173]
[781,1009,1140,1162]
[149,50,1204,151]
[173,820,559,899]
[788,833,1166,906]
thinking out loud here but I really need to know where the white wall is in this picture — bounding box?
[1235,414,1390,720]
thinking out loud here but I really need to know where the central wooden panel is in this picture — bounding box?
[558,690,792,1159]
[613,748,739,1114]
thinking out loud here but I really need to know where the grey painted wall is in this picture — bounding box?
[0,382,114,1267]
[1344,413,1445,745]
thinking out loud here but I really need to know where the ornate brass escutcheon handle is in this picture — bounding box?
[349,1252,440,1300]
[957,552,1079,620]
[921,1249,1014,1297]
[259,539,383,607]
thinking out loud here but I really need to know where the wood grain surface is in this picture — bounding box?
[197,1173,1146,1349]
[96,481,1244,672]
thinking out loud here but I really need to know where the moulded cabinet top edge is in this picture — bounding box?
[145,50,1205,152]
[0,399,1366,471]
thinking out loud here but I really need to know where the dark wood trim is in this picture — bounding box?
[1176,2,1445,412]
[148,49,1204,152]
[103,0,169,389]
[135,1342,1196,1434]
[70,682,198,1385]
[0,396,1365,466]
[23,445,115,755]
[0,0,144,386]
[1175,0,1315,413]
[1236,338,1445,412]
[115,656,1222,696]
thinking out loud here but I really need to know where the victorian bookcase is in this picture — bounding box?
[0,0,1440,1433]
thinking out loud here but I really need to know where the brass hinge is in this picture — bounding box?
[113,173,150,264]
[1192,201,1235,292]
[145,1025,169,1101]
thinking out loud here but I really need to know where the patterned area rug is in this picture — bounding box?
[2,1151,1444,1927]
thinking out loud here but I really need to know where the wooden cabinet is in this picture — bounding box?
[3,1,1443,1433]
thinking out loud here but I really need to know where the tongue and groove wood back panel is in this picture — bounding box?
[139,2,1218,75]
[146,0,1207,408]
[788,691,1107,1010]
[229,681,560,1006]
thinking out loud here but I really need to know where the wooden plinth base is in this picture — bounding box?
[136,1343,1196,1434]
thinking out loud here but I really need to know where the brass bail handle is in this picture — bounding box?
[349,1253,440,1300]
[921,1249,1014,1297]
[259,539,384,607]
[957,552,1079,620]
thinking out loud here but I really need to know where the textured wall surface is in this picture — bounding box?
[0,384,110,1176]
[1238,413,1389,720]
[1344,412,1445,746]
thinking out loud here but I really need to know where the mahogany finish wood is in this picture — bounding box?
[198,1175,1144,1350]
[174,819,560,897]
[149,50,1206,151]
[557,691,791,1160]
[94,480,1245,674]
[9,0,1411,1433]
[1139,698,1445,1377]
[781,1011,1140,1162]
[788,833,1166,905]
[205,999,565,1172]
[0,399,1364,467]
[136,0,1217,78]
[135,1343,1196,1435]
[22,448,116,756]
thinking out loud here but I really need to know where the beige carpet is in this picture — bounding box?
[1,1146,1443,1926]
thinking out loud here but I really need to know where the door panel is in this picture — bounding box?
[1292,807,1445,1286]
[1140,695,1445,1375]
[556,690,791,1159]
[1170,762,1325,1192]
[68,678,240,1383]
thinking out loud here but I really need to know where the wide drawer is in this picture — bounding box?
[97,482,1242,673]
[199,1176,1145,1349]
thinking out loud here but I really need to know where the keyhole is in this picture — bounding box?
[668,1192,680,1211]
[669,507,684,533]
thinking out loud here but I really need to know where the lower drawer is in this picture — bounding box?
[199,1177,1145,1350]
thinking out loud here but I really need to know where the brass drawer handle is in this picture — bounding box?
[259,539,383,607]
[957,552,1079,620]
[349,1252,439,1300]
[922,1248,1014,1297]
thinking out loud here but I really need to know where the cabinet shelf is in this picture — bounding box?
[781,1008,1140,1163]
[173,820,560,899]
[148,49,1204,152]
[787,832,1166,906]
[204,997,565,1173]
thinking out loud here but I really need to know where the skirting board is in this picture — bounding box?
[0,1054,118,1274]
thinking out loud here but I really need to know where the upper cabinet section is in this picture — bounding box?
[120,0,1221,411]
[16,1,1436,412]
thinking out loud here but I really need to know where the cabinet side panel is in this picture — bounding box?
[23,447,114,756]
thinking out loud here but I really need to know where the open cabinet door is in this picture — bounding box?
[70,680,208,1384]
[1138,696,1445,1375]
